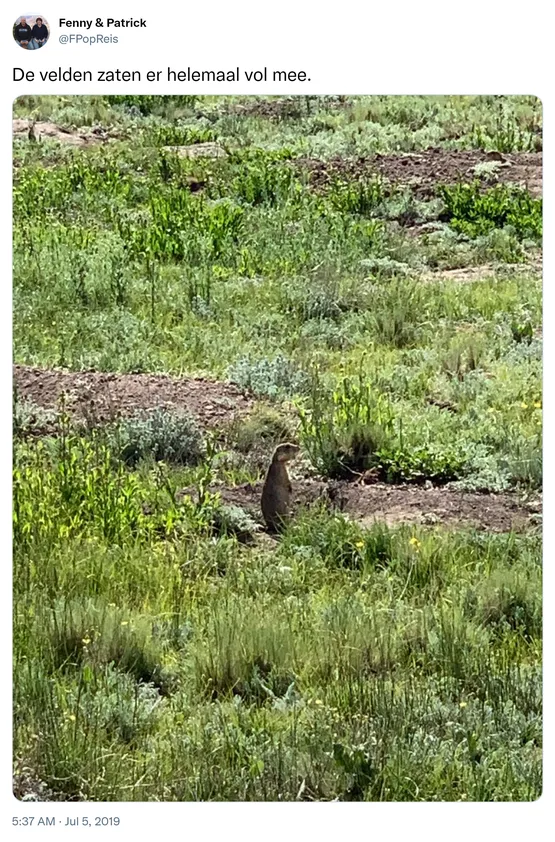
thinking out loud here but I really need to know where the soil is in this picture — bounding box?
[13,365,254,428]
[184,477,540,534]
[228,97,344,120]
[298,149,542,198]
[14,365,540,533]
[13,119,111,147]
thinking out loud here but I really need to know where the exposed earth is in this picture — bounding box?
[298,149,542,198]
[194,477,540,535]
[12,119,111,147]
[13,364,254,428]
[14,365,540,534]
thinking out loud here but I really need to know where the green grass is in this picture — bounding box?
[13,95,542,801]
[13,440,542,800]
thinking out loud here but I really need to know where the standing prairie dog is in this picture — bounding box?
[261,443,300,532]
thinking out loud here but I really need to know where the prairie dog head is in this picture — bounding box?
[272,442,300,463]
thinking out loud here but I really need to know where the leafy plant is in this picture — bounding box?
[510,319,534,345]
[378,439,466,485]
[439,182,542,242]
[327,177,385,216]
[333,742,373,800]
[298,372,394,478]
[13,396,58,439]
[471,107,540,153]
[210,504,261,544]
[224,150,295,206]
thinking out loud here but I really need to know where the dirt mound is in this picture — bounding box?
[13,365,253,427]
[229,97,334,120]
[203,478,539,534]
[298,149,542,198]
[13,119,110,147]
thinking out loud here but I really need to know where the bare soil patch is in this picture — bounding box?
[298,149,542,198]
[13,119,110,147]
[13,365,253,427]
[228,96,345,120]
[187,478,540,534]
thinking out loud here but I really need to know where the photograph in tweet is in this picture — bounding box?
[12,93,542,804]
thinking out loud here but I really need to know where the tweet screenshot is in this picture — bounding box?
[3,1,551,838]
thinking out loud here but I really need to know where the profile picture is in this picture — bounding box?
[13,14,50,49]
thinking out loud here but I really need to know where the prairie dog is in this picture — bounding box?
[261,443,300,532]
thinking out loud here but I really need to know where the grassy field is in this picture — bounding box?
[12,95,542,801]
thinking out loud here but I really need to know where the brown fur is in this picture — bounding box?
[261,443,300,532]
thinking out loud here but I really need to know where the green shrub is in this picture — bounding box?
[230,404,296,453]
[378,440,466,485]
[210,504,261,544]
[299,373,468,484]
[144,125,215,147]
[327,177,385,216]
[299,373,394,479]
[228,355,310,399]
[13,435,151,548]
[224,150,296,206]
[439,182,542,241]
[471,108,540,153]
[474,570,541,640]
[13,397,58,439]
[475,228,528,263]
[105,95,198,115]
[282,509,395,571]
[112,408,204,467]
[76,666,163,744]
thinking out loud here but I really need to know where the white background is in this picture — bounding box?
[2,1,550,839]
